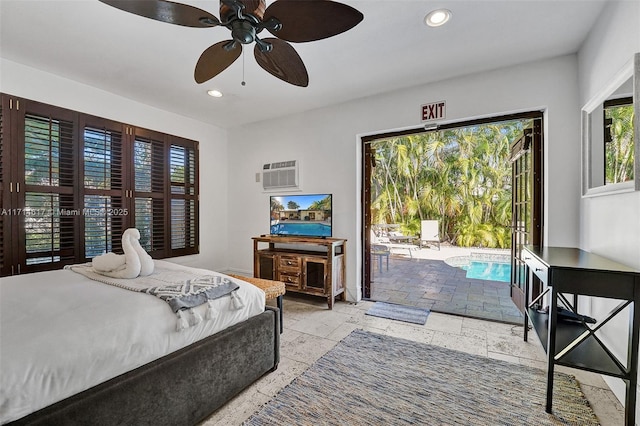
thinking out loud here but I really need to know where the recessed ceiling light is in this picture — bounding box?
[207,89,223,98]
[425,9,452,27]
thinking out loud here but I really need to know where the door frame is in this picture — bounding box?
[361,111,544,300]
[510,118,544,312]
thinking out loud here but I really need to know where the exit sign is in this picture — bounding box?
[421,101,446,122]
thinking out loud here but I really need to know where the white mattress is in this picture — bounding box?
[0,261,265,424]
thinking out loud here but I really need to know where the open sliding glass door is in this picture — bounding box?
[510,119,543,313]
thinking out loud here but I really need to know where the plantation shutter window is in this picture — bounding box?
[20,102,77,272]
[133,130,166,257]
[81,117,127,259]
[0,97,12,276]
[0,93,200,277]
[169,141,198,256]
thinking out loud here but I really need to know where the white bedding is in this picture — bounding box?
[0,261,265,424]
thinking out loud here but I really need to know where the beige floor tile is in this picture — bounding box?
[254,355,308,397]
[346,311,394,330]
[581,384,625,426]
[286,309,352,338]
[463,316,520,334]
[324,322,364,341]
[488,351,520,364]
[431,330,488,356]
[486,331,546,361]
[201,385,270,426]
[331,300,373,314]
[279,332,338,366]
[423,312,464,334]
[382,321,435,344]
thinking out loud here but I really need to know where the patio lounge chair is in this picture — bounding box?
[371,228,417,258]
[420,220,441,250]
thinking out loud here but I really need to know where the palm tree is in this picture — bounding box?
[370,119,529,248]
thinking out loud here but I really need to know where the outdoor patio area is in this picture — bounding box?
[369,244,524,324]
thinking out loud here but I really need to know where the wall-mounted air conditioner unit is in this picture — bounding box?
[262,160,299,191]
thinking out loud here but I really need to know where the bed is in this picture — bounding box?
[0,261,280,425]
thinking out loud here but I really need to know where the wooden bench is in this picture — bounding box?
[227,274,286,333]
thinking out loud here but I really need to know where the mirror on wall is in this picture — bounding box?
[582,53,639,196]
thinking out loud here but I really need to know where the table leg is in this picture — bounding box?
[625,295,640,425]
[546,286,558,413]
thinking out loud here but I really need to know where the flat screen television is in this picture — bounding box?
[270,194,332,237]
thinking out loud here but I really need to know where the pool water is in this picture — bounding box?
[461,261,511,282]
[270,222,331,237]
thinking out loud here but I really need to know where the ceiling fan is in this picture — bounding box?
[99,0,364,87]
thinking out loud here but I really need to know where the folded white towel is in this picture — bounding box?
[93,228,141,279]
[92,252,126,273]
[132,236,154,276]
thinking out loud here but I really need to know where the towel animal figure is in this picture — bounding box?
[92,228,141,279]
[91,252,127,273]
[132,234,154,276]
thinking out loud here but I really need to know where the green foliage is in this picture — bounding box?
[371,120,529,248]
[308,195,332,211]
[605,104,634,184]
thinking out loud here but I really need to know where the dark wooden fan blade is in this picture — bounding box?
[194,41,241,84]
[220,0,265,20]
[254,38,308,87]
[263,0,363,42]
[99,0,220,27]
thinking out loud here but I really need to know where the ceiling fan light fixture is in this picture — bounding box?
[207,89,223,98]
[425,9,452,27]
[99,0,364,87]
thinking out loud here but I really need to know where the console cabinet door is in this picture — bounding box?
[303,256,327,295]
[255,252,276,281]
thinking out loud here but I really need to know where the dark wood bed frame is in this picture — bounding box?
[8,307,280,426]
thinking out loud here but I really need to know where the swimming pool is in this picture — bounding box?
[461,261,511,282]
[445,253,512,283]
[270,222,331,237]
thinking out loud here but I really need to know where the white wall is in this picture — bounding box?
[227,54,583,302]
[577,0,640,410]
[0,58,230,271]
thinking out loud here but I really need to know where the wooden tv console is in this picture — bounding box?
[252,235,346,309]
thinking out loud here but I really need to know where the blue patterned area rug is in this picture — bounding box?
[245,330,599,426]
[365,301,430,324]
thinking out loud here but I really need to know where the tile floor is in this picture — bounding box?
[201,296,624,425]
[370,255,524,324]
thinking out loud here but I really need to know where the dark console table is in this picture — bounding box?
[522,246,640,425]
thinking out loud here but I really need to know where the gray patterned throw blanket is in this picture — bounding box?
[68,261,244,331]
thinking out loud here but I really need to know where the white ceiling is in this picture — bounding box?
[0,0,606,129]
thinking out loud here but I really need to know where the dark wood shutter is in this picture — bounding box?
[169,140,199,256]
[0,96,11,276]
[18,100,77,272]
[0,93,200,276]
[80,115,126,259]
[133,129,166,257]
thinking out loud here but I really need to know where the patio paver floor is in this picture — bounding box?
[370,254,524,324]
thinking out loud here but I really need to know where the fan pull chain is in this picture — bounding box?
[241,50,246,86]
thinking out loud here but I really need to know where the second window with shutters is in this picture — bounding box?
[0,94,200,276]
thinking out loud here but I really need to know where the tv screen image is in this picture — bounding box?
[270,194,332,237]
